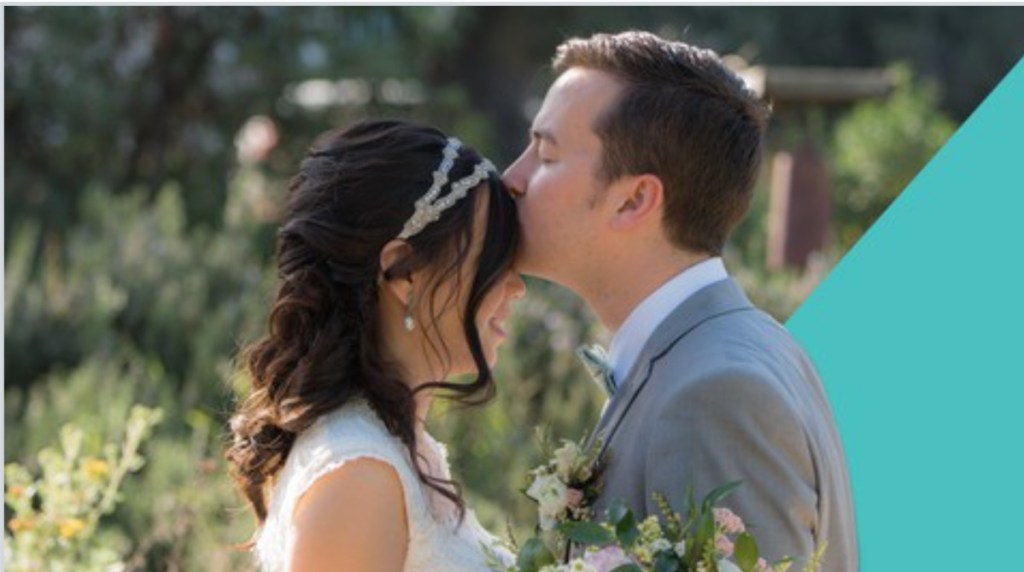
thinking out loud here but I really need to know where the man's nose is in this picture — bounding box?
[502,156,527,199]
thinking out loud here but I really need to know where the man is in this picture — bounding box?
[503,31,857,571]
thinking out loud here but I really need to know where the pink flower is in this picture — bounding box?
[715,533,735,557]
[566,487,585,509]
[713,507,746,535]
[585,546,634,572]
[755,558,771,572]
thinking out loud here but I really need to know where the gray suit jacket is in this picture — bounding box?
[590,278,857,571]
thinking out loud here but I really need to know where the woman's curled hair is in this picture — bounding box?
[226,119,518,533]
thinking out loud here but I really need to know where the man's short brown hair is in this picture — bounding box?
[554,31,769,255]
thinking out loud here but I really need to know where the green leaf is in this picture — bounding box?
[608,500,629,524]
[696,513,716,545]
[773,556,795,572]
[652,550,682,572]
[610,565,644,572]
[685,483,697,512]
[516,537,556,572]
[734,532,760,572]
[702,480,742,510]
[615,509,640,548]
[557,521,615,546]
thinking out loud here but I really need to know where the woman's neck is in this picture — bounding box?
[413,388,433,435]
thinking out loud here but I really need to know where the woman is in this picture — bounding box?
[226,119,525,571]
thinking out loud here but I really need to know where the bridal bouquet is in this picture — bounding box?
[485,433,824,572]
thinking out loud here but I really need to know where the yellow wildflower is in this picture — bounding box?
[58,517,86,539]
[83,458,110,481]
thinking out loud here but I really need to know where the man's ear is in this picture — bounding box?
[378,239,415,305]
[609,174,664,231]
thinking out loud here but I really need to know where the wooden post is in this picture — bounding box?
[768,145,832,269]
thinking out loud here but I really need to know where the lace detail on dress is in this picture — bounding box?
[253,399,510,572]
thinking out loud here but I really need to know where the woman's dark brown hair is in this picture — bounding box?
[226,119,518,534]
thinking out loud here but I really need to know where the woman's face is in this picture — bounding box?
[474,263,526,369]
[417,186,525,376]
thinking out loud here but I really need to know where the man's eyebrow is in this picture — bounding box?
[531,129,558,146]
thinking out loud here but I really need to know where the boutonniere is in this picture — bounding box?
[523,430,605,531]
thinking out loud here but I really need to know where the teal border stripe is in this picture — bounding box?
[788,55,1024,570]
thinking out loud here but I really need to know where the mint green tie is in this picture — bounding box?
[576,344,617,397]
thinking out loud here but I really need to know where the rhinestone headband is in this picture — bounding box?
[396,137,496,241]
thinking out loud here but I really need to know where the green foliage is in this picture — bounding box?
[500,480,812,572]
[610,502,641,549]
[5,183,271,405]
[734,533,759,572]
[4,406,163,572]
[4,6,556,239]
[831,64,957,251]
[5,184,269,570]
[515,537,557,572]
[726,247,835,322]
[559,521,616,546]
[9,6,1014,237]
[5,352,257,570]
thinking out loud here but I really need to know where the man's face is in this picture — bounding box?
[503,67,624,285]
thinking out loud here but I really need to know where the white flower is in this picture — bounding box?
[526,472,570,530]
[717,559,743,572]
[648,538,672,554]
[674,541,687,558]
[568,559,598,572]
[553,441,583,481]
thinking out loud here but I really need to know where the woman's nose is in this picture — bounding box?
[508,272,527,299]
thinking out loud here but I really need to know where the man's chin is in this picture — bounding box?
[517,266,573,290]
[513,249,551,279]
[512,262,550,281]
[515,248,581,288]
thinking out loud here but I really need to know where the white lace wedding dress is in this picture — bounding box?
[254,399,511,571]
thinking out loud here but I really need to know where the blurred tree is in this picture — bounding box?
[9,7,1022,240]
[830,65,956,251]
[6,7,446,236]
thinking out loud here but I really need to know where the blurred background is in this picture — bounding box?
[5,6,1024,570]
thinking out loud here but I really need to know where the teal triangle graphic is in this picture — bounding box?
[788,55,1024,570]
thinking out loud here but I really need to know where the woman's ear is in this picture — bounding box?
[378,239,415,305]
[608,174,664,231]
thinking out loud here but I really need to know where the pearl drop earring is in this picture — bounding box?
[403,313,415,332]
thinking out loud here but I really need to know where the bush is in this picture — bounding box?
[4,406,163,572]
[5,183,271,571]
[831,64,957,251]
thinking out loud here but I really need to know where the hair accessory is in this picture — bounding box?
[396,137,496,241]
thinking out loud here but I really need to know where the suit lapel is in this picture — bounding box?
[590,278,755,458]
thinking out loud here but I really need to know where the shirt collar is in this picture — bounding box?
[608,257,729,386]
